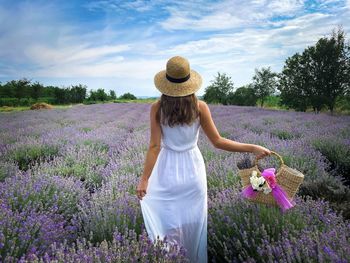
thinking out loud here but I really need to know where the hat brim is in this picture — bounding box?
[154,69,202,97]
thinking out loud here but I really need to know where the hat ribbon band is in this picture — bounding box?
[166,73,190,83]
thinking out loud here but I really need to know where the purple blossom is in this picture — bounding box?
[0,102,349,262]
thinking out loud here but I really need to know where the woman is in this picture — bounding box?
[137,56,271,263]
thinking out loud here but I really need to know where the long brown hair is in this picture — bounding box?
[155,93,200,127]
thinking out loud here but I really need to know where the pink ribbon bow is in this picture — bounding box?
[241,168,296,213]
[261,168,277,188]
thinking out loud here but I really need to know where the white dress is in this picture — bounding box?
[140,116,208,263]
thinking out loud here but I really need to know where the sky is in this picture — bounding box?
[0,0,349,97]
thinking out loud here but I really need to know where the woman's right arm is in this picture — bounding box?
[199,100,271,159]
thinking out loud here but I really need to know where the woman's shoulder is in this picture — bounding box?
[197,100,208,113]
[197,99,206,107]
[151,99,161,109]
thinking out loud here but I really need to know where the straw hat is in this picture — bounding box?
[154,56,202,97]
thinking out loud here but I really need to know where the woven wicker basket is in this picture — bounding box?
[238,151,304,207]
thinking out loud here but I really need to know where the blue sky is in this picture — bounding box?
[0,0,349,97]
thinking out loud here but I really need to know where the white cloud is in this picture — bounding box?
[160,10,244,31]
[161,10,349,88]
[160,0,307,31]
[30,58,164,79]
[25,44,130,66]
[266,0,305,14]
[164,12,334,57]
[84,0,164,13]
[0,0,349,95]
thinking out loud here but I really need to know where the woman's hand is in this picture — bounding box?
[252,145,272,160]
[136,177,148,200]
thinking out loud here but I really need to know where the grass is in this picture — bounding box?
[113,98,158,103]
[0,104,75,112]
[0,99,158,112]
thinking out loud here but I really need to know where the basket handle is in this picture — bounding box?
[254,151,284,171]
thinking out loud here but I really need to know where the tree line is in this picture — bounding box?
[0,80,137,107]
[203,27,350,114]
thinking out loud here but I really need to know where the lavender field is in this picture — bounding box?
[0,102,350,262]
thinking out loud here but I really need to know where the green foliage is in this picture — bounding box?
[83,100,97,105]
[278,26,350,113]
[209,191,308,261]
[6,173,85,218]
[109,90,117,100]
[311,138,350,183]
[299,175,350,219]
[119,92,137,100]
[0,162,16,182]
[53,87,68,104]
[88,88,109,101]
[51,84,86,104]
[252,67,278,107]
[7,144,60,170]
[0,166,6,182]
[335,93,350,112]
[262,117,276,125]
[9,78,31,101]
[225,85,258,106]
[37,142,109,191]
[0,79,87,106]
[277,153,321,182]
[311,27,350,113]
[257,95,286,109]
[69,84,87,103]
[203,71,280,107]
[30,81,43,101]
[278,52,312,112]
[1,98,34,107]
[207,169,240,192]
[0,97,55,107]
[77,190,143,245]
[82,140,109,152]
[37,97,56,104]
[203,72,234,104]
[270,129,296,140]
[81,127,93,132]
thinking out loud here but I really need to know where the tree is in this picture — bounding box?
[96,89,108,101]
[279,26,350,114]
[88,90,97,101]
[278,53,313,112]
[5,78,31,102]
[109,90,117,100]
[53,87,69,104]
[310,27,350,114]
[30,81,43,101]
[88,89,109,101]
[226,84,258,106]
[0,81,14,98]
[43,85,58,98]
[70,84,87,103]
[203,72,234,104]
[119,92,137,100]
[252,67,277,107]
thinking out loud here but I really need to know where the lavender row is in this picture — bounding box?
[0,102,349,262]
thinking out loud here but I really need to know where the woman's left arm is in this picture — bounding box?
[140,101,161,181]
